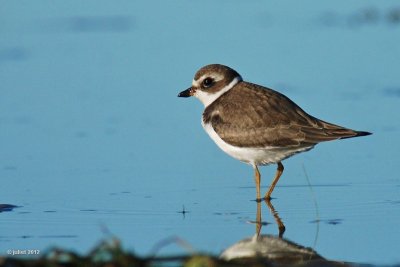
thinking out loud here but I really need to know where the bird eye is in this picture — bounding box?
[202,78,214,88]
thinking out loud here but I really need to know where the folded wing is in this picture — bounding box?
[203,82,371,148]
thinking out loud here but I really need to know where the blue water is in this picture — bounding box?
[1,1,399,265]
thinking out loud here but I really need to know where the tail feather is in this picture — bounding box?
[340,130,372,139]
[301,117,372,144]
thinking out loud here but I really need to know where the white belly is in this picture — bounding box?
[202,122,313,166]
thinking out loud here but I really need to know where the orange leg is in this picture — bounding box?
[264,162,284,200]
[253,165,261,201]
[265,199,286,237]
[255,200,262,238]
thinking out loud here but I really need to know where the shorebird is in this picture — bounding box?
[178,64,371,200]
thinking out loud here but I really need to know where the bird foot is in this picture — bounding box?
[254,196,274,202]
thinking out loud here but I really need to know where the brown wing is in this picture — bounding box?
[203,82,370,148]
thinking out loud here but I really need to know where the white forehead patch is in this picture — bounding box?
[194,76,241,107]
[192,79,199,87]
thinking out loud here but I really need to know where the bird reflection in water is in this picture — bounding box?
[254,199,286,238]
[219,200,345,266]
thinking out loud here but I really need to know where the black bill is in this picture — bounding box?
[178,87,193,98]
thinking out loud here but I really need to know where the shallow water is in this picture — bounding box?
[1,1,400,265]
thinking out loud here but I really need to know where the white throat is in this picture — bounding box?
[194,76,241,107]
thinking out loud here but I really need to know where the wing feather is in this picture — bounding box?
[203,82,366,148]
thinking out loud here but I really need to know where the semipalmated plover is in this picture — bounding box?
[178,64,371,201]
